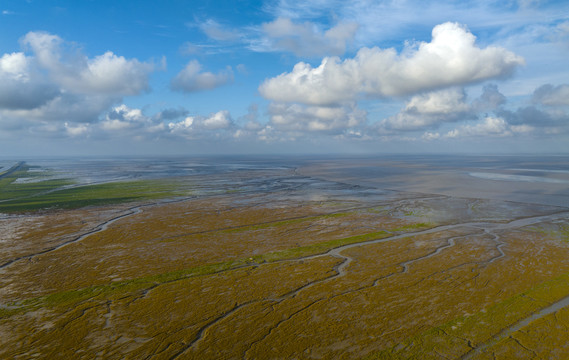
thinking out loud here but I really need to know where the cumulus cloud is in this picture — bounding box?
[74,51,153,95]
[202,110,232,129]
[168,116,194,133]
[259,22,524,106]
[167,110,234,138]
[0,52,60,110]
[422,132,441,140]
[0,52,29,78]
[171,60,233,92]
[532,84,569,106]
[268,102,366,133]
[26,94,118,123]
[445,116,513,138]
[153,108,189,121]
[375,83,520,136]
[101,105,149,131]
[234,104,263,139]
[405,88,471,115]
[472,84,507,111]
[380,87,473,131]
[441,116,538,139]
[260,17,358,56]
[498,105,569,130]
[64,122,90,137]
[21,31,153,95]
[0,30,156,140]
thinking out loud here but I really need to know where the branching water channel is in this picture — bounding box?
[166,210,569,359]
[4,182,569,359]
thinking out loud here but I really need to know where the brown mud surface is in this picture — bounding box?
[1,169,569,359]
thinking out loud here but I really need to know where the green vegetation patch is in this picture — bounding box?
[0,230,391,318]
[251,230,391,263]
[0,259,250,318]
[367,272,569,359]
[389,222,434,232]
[0,178,190,213]
[0,164,74,203]
[525,223,569,243]
[0,162,193,213]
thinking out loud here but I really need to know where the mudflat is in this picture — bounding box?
[1,156,569,359]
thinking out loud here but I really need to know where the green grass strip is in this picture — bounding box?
[250,230,390,263]
[0,164,75,203]
[0,179,190,213]
[0,230,391,318]
[0,162,195,213]
[367,272,569,359]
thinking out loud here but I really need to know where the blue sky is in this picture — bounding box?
[0,0,568,156]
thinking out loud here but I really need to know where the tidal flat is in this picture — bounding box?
[1,155,569,359]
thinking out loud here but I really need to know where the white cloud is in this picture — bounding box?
[153,108,189,121]
[405,87,471,115]
[422,132,441,140]
[0,52,60,110]
[260,57,359,105]
[101,119,132,131]
[168,116,194,133]
[445,116,512,138]
[21,32,153,95]
[276,0,569,50]
[0,52,29,79]
[0,30,157,142]
[260,17,358,56]
[268,102,366,133]
[380,87,473,131]
[101,105,149,131]
[237,104,263,136]
[510,124,534,133]
[77,52,153,95]
[498,104,569,131]
[167,110,233,137]
[472,84,507,111]
[192,15,358,58]
[259,22,524,106]
[64,122,90,137]
[532,84,569,106]
[202,110,232,129]
[1,92,119,127]
[171,60,233,93]
[107,104,146,122]
[263,0,340,20]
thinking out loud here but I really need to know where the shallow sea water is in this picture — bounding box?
[8,154,569,208]
[298,155,569,208]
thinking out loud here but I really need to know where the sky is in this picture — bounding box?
[0,0,568,156]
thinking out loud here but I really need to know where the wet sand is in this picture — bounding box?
[297,155,569,207]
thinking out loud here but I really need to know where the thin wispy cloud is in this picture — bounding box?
[171,60,233,93]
